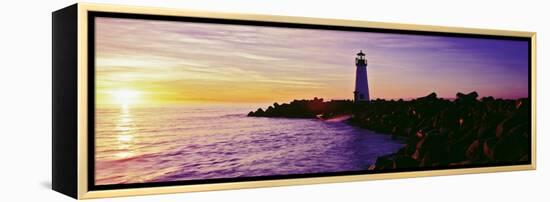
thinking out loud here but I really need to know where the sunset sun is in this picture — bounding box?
[110,89,142,106]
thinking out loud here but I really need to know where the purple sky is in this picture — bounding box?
[96,17,529,104]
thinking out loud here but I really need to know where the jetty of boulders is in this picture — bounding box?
[247,92,531,169]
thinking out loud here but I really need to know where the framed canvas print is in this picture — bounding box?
[52,3,536,199]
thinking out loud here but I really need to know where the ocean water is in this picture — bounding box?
[95,105,404,185]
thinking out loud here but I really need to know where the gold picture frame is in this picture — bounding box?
[52,3,536,199]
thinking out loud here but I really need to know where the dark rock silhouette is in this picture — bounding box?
[248,98,354,119]
[248,91,531,169]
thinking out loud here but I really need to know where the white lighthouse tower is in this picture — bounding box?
[354,50,370,102]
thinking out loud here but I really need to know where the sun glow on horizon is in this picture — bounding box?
[109,89,142,107]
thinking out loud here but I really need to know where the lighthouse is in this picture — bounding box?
[354,50,370,102]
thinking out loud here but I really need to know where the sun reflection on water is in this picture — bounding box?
[115,151,134,159]
[117,135,133,142]
[114,106,136,159]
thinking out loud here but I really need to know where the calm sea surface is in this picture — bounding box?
[95,105,404,185]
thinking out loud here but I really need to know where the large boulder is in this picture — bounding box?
[465,140,482,161]
[417,92,438,102]
[456,91,479,103]
[493,134,528,162]
[372,155,396,170]
[394,155,418,169]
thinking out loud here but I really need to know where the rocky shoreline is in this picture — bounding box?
[248,92,531,170]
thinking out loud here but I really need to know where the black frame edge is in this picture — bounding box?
[52,3,79,199]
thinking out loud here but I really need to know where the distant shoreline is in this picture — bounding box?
[248,91,531,170]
